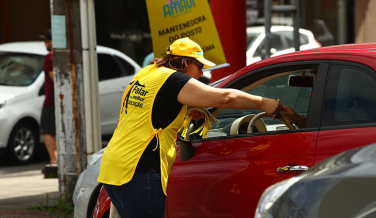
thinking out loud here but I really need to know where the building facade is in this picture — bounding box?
[0,0,374,68]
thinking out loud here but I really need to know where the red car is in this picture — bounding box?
[93,43,376,217]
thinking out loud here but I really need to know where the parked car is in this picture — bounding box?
[0,42,141,164]
[74,43,376,218]
[255,142,376,218]
[247,26,321,65]
[74,148,105,218]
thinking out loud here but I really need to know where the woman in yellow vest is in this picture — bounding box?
[97,38,282,218]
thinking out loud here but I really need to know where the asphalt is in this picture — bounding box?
[0,161,60,218]
[0,139,110,218]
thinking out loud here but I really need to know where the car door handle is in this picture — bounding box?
[277,165,309,173]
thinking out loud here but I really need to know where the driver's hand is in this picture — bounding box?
[274,105,307,128]
[190,110,205,120]
[273,105,296,123]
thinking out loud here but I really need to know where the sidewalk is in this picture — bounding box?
[0,162,60,218]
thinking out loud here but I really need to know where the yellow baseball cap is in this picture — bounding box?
[166,37,216,68]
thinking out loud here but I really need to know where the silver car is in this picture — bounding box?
[73,148,104,218]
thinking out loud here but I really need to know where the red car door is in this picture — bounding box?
[168,132,317,217]
[316,61,376,163]
[167,62,328,217]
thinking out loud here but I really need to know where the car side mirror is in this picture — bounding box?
[177,123,196,161]
[288,75,314,87]
[177,135,195,161]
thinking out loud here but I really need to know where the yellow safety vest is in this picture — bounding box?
[97,64,187,196]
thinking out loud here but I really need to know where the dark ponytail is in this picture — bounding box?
[151,47,198,74]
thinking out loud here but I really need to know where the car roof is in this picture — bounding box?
[0,41,142,71]
[0,41,122,56]
[218,43,376,88]
[0,42,48,55]
[246,25,312,34]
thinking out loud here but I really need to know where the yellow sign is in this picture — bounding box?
[146,0,227,66]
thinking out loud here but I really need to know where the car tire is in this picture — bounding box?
[89,209,110,218]
[6,121,39,164]
[102,210,109,218]
[88,185,103,218]
[90,208,109,218]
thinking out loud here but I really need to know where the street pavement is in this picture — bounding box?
[0,140,109,218]
[0,160,60,217]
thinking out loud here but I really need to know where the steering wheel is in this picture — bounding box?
[229,114,267,135]
[247,112,296,133]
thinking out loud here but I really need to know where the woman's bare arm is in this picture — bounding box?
[177,78,282,115]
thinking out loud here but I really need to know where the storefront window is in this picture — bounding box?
[95,0,152,66]
[247,0,354,47]
[93,0,354,68]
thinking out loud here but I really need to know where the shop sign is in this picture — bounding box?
[146,0,226,66]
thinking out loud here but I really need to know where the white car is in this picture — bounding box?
[73,148,104,218]
[246,26,321,65]
[0,42,141,164]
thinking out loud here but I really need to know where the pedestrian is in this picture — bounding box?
[97,37,283,218]
[40,29,57,166]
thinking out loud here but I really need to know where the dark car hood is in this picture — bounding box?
[304,143,376,178]
[267,143,376,218]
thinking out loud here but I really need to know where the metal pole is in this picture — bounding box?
[80,0,93,156]
[264,0,272,59]
[337,0,347,44]
[79,0,101,159]
[87,0,101,153]
[292,0,300,51]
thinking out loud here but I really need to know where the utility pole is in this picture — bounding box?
[264,0,300,59]
[51,0,87,197]
[51,0,100,197]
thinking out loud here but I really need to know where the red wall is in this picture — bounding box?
[210,0,247,82]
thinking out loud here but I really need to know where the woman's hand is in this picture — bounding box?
[261,98,283,116]
[190,110,205,120]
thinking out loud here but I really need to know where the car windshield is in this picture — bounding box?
[0,53,44,86]
[205,69,315,138]
[247,33,260,50]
